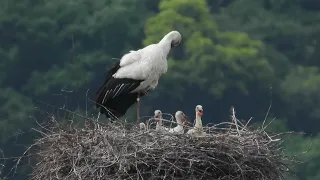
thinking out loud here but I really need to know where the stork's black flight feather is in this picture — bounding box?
[95,60,147,120]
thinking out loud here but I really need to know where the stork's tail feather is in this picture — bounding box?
[96,92,140,120]
[95,77,150,121]
[95,87,118,121]
[95,85,107,109]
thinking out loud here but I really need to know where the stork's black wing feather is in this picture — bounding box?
[95,59,121,99]
[95,77,144,119]
[99,91,140,119]
[95,59,145,119]
[95,59,152,120]
[96,77,143,105]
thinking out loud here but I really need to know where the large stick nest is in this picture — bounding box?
[30,109,297,180]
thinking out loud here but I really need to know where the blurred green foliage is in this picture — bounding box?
[0,0,320,179]
[144,0,274,99]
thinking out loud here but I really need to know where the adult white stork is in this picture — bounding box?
[95,31,182,121]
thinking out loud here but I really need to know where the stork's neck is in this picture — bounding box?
[158,36,171,57]
[195,114,203,130]
[176,118,184,128]
[156,116,163,127]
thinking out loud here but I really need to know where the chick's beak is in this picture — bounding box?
[183,115,189,125]
[197,110,203,116]
[154,115,159,122]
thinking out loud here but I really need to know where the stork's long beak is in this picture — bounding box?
[171,41,180,48]
[197,110,203,116]
[154,115,160,122]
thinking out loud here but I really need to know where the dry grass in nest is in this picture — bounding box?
[28,108,299,180]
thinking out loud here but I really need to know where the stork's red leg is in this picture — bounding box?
[137,89,149,127]
[136,92,140,127]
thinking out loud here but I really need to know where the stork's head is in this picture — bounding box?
[175,111,188,125]
[159,31,181,48]
[168,31,182,48]
[195,105,203,116]
[139,123,146,130]
[154,110,162,121]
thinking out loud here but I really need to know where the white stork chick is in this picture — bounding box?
[154,110,169,132]
[95,31,182,121]
[187,105,206,137]
[139,122,147,131]
[169,111,188,134]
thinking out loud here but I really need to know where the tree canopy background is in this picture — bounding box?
[0,0,319,179]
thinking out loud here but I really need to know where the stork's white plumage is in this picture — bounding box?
[95,31,182,121]
[187,105,206,136]
[169,111,188,134]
